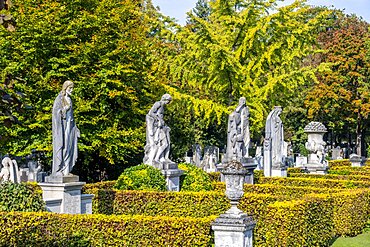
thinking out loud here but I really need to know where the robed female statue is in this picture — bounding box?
[52,81,80,176]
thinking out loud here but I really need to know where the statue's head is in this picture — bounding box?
[239,97,246,106]
[161,94,172,104]
[62,80,74,96]
[1,157,11,167]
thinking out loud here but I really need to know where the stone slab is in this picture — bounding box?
[45,174,79,183]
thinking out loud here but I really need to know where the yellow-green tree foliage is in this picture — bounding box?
[165,0,331,132]
[0,0,164,180]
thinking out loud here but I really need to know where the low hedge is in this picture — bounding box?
[329,159,351,167]
[0,212,215,246]
[257,176,370,189]
[83,181,116,191]
[331,189,370,236]
[288,173,370,183]
[85,188,283,218]
[255,197,335,246]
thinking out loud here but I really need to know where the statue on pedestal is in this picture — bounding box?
[52,80,80,176]
[224,97,250,163]
[143,94,174,169]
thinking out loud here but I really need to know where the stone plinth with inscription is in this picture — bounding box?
[39,175,93,214]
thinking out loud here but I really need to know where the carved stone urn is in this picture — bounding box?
[221,160,248,216]
[212,160,255,247]
[304,122,328,174]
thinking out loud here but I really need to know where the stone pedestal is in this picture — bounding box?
[272,167,288,177]
[350,154,364,167]
[243,159,257,184]
[39,175,93,214]
[271,162,287,177]
[306,164,328,175]
[162,169,184,192]
[212,214,255,247]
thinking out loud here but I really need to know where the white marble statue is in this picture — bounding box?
[52,80,80,176]
[264,106,285,177]
[143,94,174,168]
[224,97,250,163]
[0,157,20,183]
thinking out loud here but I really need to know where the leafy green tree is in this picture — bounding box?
[166,0,331,138]
[305,13,370,155]
[0,0,162,181]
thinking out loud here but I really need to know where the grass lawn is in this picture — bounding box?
[331,232,370,247]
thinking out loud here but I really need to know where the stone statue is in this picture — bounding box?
[224,97,250,163]
[264,106,285,177]
[0,157,20,183]
[143,94,174,169]
[52,80,80,176]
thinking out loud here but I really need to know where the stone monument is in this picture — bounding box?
[192,144,203,168]
[39,80,93,214]
[212,161,256,247]
[349,153,364,167]
[304,121,328,174]
[263,106,287,177]
[0,157,20,183]
[224,97,250,163]
[222,97,256,184]
[201,146,219,172]
[143,94,183,191]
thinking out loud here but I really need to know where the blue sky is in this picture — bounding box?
[152,0,370,25]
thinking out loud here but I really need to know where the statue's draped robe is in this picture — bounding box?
[52,93,79,175]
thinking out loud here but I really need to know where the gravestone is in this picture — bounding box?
[295,156,308,167]
[263,107,287,177]
[201,146,219,172]
[331,147,342,160]
[349,154,364,167]
[192,144,203,168]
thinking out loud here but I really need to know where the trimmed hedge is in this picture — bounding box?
[83,181,116,191]
[84,188,282,218]
[329,159,351,167]
[255,197,335,246]
[257,176,370,189]
[331,190,370,236]
[289,173,370,183]
[0,182,45,212]
[0,212,215,246]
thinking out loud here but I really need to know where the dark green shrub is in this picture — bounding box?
[0,182,45,212]
[114,164,167,191]
[179,163,213,192]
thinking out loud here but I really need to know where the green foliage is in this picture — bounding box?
[0,0,167,181]
[0,182,45,212]
[0,212,215,246]
[178,163,213,192]
[166,0,332,135]
[114,164,167,191]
